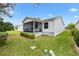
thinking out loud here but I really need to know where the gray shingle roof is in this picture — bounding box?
[22,16,65,25]
[44,16,62,21]
[22,16,41,23]
[44,16,65,25]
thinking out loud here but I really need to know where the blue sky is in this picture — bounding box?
[4,3,79,26]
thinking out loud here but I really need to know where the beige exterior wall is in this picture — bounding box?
[54,18,65,36]
[15,25,23,31]
[76,23,79,30]
[42,21,54,36]
[42,18,65,36]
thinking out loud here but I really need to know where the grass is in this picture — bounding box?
[0,30,79,56]
[0,32,7,35]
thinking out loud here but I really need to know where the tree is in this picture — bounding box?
[3,22,14,32]
[0,3,15,32]
[0,17,4,31]
[0,3,15,17]
[67,23,75,30]
[67,23,76,36]
[0,17,14,32]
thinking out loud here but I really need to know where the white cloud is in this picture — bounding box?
[74,15,79,18]
[48,14,54,17]
[69,8,78,12]
[9,10,14,14]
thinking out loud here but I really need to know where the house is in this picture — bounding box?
[22,16,65,37]
[14,25,23,31]
[42,16,65,36]
[75,21,79,30]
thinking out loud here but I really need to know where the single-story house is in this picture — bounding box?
[75,21,79,30]
[22,16,65,37]
[14,25,23,31]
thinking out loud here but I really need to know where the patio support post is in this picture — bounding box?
[33,21,35,34]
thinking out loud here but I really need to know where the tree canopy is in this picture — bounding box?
[3,22,14,31]
[0,17,14,32]
[67,23,75,30]
[0,3,15,32]
[0,17,4,31]
[0,3,15,17]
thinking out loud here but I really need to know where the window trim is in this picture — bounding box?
[44,22,48,29]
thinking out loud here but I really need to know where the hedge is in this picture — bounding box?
[74,30,79,47]
[0,32,8,46]
[71,29,76,36]
[20,32,35,39]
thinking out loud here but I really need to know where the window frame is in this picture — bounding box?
[44,22,48,29]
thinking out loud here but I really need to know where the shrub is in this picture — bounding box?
[71,29,76,36]
[0,32,8,46]
[20,32,35,39]
[74,30,79,47]
[67,23,75,30]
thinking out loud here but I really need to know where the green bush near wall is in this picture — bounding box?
[71,29,76,36]
[0,32,8,46]
[74,30,79,47]
[20,32,35,39]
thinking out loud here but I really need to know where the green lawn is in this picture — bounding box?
[0,30,79,56]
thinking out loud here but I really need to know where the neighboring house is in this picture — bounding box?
[14,25,23,31]
[75,21,79,30]
[22,16,65,37]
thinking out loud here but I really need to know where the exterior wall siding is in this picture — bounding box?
[15,25,23,31]
[75,23,79,30]
[42,18,65,36]
[54,18,65,36]
[42,21,54,36]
